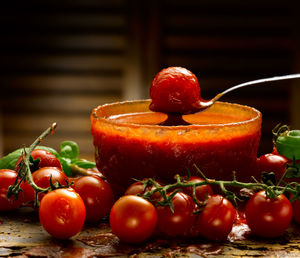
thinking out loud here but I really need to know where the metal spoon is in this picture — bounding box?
[161,73,300,126]
[197,73,300,111]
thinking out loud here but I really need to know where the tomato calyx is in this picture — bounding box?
[7,123,72,207]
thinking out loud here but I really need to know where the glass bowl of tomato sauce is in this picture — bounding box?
[91,100,262,197]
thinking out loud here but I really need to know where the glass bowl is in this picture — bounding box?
[91,100,262,196]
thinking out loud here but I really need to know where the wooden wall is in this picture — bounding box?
[0,0,299,158]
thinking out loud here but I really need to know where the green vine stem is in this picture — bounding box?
[141,164,300,208]
[7,123,71,207]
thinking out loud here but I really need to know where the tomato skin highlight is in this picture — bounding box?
[109,195,157,243]
[245,191,292,238]
[195,194,235,241]
[149,67,201,114]
[21,167,69,203]
[39,188,86,239]
[73,175,114,223]
[0,169,24,211]
[156,192,196,238]
[14,149,62,172]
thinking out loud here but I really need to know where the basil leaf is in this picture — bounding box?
[74,160,96,169]
[59,157,72,177]
[0,146,60,170]
[0,149,24,170]
[60,141,79,160]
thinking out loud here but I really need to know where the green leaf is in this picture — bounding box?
[0,149,24,170]
[0,146,59,170]
[59,157,72,177]
[60,141,79,160]
[276,130,300,160]
[73,160,96,169]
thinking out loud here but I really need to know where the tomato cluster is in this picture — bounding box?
[108,149,300,244]
[110,177,237,243]
[0,149,114,239]
[1,146,299,243]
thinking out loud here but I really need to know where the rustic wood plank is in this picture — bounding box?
[0,208,299,257]
[0,34,126,52]
[166,15,292,31]
[2,95,121,114]
[1,55,125,72]
[2,75,123,93]
[165,36,294,50]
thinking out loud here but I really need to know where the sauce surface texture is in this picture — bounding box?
[91,100,261,196]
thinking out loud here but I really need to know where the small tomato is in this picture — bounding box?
[73,175,114,223]
[245,190,292,238]
[110,195,157,243]
[39,188,86,239]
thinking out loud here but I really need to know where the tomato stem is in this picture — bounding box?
[7,123,71,207]
[140,165,300,208]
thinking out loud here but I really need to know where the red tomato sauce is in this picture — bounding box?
[91,102,261,197]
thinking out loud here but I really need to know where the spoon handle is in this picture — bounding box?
[213,73,300,102]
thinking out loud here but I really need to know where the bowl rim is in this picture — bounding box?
[91,99,262,130]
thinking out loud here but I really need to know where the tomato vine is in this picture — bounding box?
[138,161,300,209]
[6,123,71,207]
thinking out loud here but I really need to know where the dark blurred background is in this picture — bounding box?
[0,0,299,158]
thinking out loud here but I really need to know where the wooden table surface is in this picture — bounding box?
[0,207,300,257]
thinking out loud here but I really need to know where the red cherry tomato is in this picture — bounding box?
[292,199,300,224]
[15,149,62,173]
[156,192,196,237]
[256,153,288,182]
[110,195,157,243]
[0,169,24,211]
[73,175,114,223]
[195,194,235,241]
[183,176,213,202]
[125,180,162,200]
[21,167,69,203]
[245,190,292,238]
[149,67,201,114]
[39,188,86,239]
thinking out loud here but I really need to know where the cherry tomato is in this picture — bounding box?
[245,190,292,238]
[125,180,162,200]
[14,149,62,173]
[0,169,24,211]
[110,195,157,243]
[21,167,69,203]
[73,175,114,223]
[39,188,86,239]
[292,199,300,224]
[149,67,201,114]
[256,153,288,182]
[156,192,196,237]
[183,176,213,202]
[195,194,235,241]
